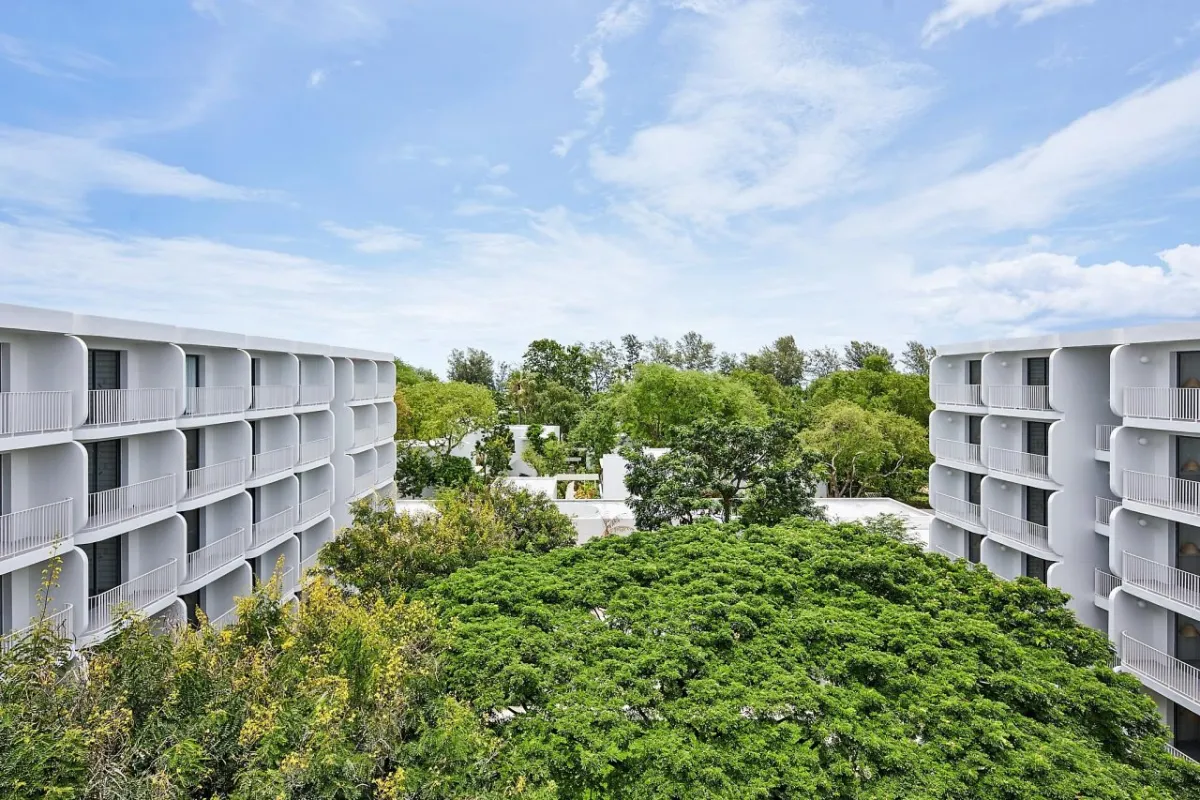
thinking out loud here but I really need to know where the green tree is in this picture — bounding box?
[901,340,937,376]
[842,340,895,370]
[673,331,717,371]
[447,347,496,389]
[397,381,497,456]
[805,355,933,425]
[474,424,515,480]
[743,335,806,387]
[613,363,768,446]
[395,443,436,497]
[569,394,621,468]
[807,346,842,379]
[394,356,440,387]
[522,339,591,396]
[802,399,931,499]
[522,424,570,476]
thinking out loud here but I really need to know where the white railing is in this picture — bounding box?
[986,508,1053,554]
[1095,424,1116,451]
[1166,744,1199,765]
[0,390,73,437]
[1121,632,1200,706]
[1094,568,1119,601]
[0,604,73,653]
[932,383,983,406]
[932,492,982,529]
[83,475,175,531]
[1125,387,1200,423]
[184,458,245,501]
[209,605,238,632]
[301,550,320,574]
[1123,551,1200,613]
[84,388,176,427]
[353,472,374,497]
[352,427,375,448]
[298,437,333,466]
[376,382,392,400]
[280,567,298,597]
[251,507,296,549]
[352,382,376,401]
[929,544,960,559]
[185,528,246,584]
[933,438,982,467]
[250,445,295,480]
[987,384,1051,412]
[1,498,73,561]
[297,491,330,525]
[297,384,333,406]
[183,386,247,418]
[376,465,392,485]
[1123,470,1200,516]
[987,447,1050,480]
[376,424,393,442]
[87,560,178,633]
[1096,496,1120,526]
[251,385,296,411]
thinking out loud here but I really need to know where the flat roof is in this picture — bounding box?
[0,301,393,361]
[815,497,932,544]
[938,320,1200,356]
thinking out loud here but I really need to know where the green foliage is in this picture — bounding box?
[901,340,937,376]
[522,425,570,477]
[742,335,806,387]
[447,347,496,389]
[842,340,895,370]
[802,399,932,499]
[522,339,592,397]
[568,393,621,468]
[397,381,498,455]
[395,444,436,497]
[427,521,1199,799]
[613,363,768,446]
[395,357,440,387]
[804,359,933,426]
[474,424,515,480]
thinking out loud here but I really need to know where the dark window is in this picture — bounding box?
[0,341,9,392]
[1026,357,1049,387]
[0,453,8,515]
[967,473,983,505]
[1024,554,1050,584]
[180,590,201,628]
[1179,352,1200,390]
[967,532,984,564]
[182,508,202,553]
[185,354,202,389]
[1180,436,1200,482]
[251,357,262,387]
[88,350,121,391]
[250,420,261,455]
[967,415,983,445]
[1175,705,1200,760]
[184,428,202,473]
[1026,421,1050,457]
[967,360,982,385]
[1025,486,1051,527]
[82,538,122,596]
[249,486,260,523]
[84,440,121,494]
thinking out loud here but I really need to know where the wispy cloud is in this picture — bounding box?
[922,0,1095,46]
[308,68,327,88]
[0,33,110,79]
[476,183,516,199]
[320,221,422,253]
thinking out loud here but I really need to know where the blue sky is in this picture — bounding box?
[1,0,1199,369]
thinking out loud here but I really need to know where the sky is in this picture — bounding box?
[1,0,1199,370]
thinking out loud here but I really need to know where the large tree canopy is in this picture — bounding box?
[804,354,933,426]
[612,363,768,446]
[397,380,498,455]
[802,399,931,499]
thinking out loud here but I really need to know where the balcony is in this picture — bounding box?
[353,472,374,498]
[250,445,295,482]
[986,509,1054,557]
[280,566,298,598]
[297,384,333,407]
[1096,424,1116,453]
[1,499,73,563]
[1123,551,1200,615]
[1124,387,1200,424]
[987,385,1051,413]
[1121,632,1200,711]
[183,386,247,419]
[1123,470,1200,521]
[86,560,178,634]
[251,385,296,412]
[932,492,982,530]
[0,604,73,653]
[297,490,331,527]
[932,438,983,468]
[987,447,1050,481]
[352,427,376,449]
[251,507,296,550]
[1166,744,1200,766]
[183,458,245,502]
[376,424,393,443]
[932,383,984,408]
[209,605,238,632]
[1095,496,1120,533]
[376,464,393,485]
[298,437,333,467]
[1094,569,1119,609]
[83,388,176,428]
[184,528,247,585]
[352,382,376,402]
[928,543,961,560]
[0,390,73,439]
[376,382,393,400]
[82,475,176,533]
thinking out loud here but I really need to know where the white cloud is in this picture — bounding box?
[0,127,278,214]
[836,67,1200,238]
[0,33,110,79]
[476,184,516,199]
[589,0,929,225]
[308,68,327,88]
[922,0,1094,46]
[320,221,422,253]
[488,163,510,177]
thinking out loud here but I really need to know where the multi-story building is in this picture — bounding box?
[927,323,1200,760]
[0,303,396,650]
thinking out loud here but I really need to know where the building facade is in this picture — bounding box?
[0,303,396,649]
[928,323,1200,760]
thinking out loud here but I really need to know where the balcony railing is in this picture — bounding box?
[376,424,393,443]
[928,543,960,559]
[1123,470,1200,517]
[1,498,73,561]
[0,604,73,653]
[83,475,176,532]
[1166,744,1200,765]
[1096,496,1120,526]
[297,384,333,407]
[1096,424,1116,451]
[251,385,296,411]
[184,458,245,502]
[183,386,247,418]
[932,383,983,407]
[185,528,247,584]
[988,447,1050,481]
[376,465,392,485]
[1095,568,1119,602]
[353,472,374,497]
[933,438,982,467]
[352,427,376,448]
[0,390,73,437]
[1121,632,1200,707]
[987,384,1051,412]
[251,507,296,550]
[250,445,295,481]
[932,492,982,529]
[376,382,392,400]
[352,382,376,401]
[280,567,298,597]
[84,388,176,427]
[87,560,178,633]
[986,509,1053,554]
[1123,551,1200,613]
[209,605,238,632]
[297,490,331,526]
[298,437,333,466]
[1125,387,1200,423]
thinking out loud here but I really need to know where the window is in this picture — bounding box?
[182,508,202,553]
[967,532,984,564]
[185,354,202,389]
[1024,554,1050,584]
[0,453,8,516]
[82,538,122,596]
[1026,421,1050,457]
[0,341,9,392]
[967,359,982,385]
[88,349,121,391]
[249,486,260,523]
[1180,436,1200,482]
[84,440,121,494]
[180,590,201,629]
[1026,357,1049,387]
[251,357,262,387]
[967,415,982,445]
[1025,486,1051,527]
[184,428,202,473]
[967,473,982,505]
[1179,352,1200,390]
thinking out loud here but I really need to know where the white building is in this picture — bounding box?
[928,323,1200,760]
[0,303,396,649]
